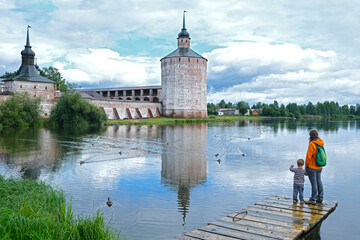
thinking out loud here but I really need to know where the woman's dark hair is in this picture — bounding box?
[309,130,319,142]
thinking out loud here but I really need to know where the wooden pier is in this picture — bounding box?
[173,194,338,240]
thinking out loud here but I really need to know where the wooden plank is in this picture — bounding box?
[255,200,331,213]
[215,217,300,235]
[241,207,316,227]
[244,206,322,223]
[198,225,278,240]
[185,229,240,240]
[270,195,337,207]
[172,236,201,240]
[227,212,307,230]
[250,205,323,218]
[208,219,297,240]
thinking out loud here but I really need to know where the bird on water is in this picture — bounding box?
[106,197,113,207]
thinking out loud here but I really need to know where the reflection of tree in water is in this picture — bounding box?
[161,124,207,226]
[0,128,41,154]
[0,129,58,179]
[254,119,360,134]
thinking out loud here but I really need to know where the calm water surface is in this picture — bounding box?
[0,119,359,239]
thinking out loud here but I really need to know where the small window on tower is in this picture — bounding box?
[34,86,37,89]
[45,86,48,90]
[197,59,199,63]
[181,39,183,43]
[186,40,187,43]
[20,85,22,88]
[188,58,190,62]
[179,58,181,62]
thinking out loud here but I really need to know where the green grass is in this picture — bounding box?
[105,115,270,125]
[0,176,120,240]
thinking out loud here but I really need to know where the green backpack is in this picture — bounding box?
[314,143,327,167]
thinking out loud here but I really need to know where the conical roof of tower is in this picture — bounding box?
[161,48,207,60]
[4,26,54,83]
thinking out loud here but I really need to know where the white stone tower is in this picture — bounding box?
[160,11,208,118]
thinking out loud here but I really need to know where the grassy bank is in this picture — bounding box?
[0,176,120,240]
[105,115,270,125]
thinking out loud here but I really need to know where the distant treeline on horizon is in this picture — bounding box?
[207,100,360,118]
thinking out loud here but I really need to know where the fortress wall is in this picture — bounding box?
[88,99,162,120]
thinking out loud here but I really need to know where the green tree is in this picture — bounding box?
[306,102,317,115]
[0,71,17,79]
[237,101,249,115]
[49,92,107,129]
[207,103,218,115]
[218,100,226,108]
[0,93,42,130]
[40,67,77,92]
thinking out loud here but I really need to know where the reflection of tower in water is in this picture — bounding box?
[161,124,207,226]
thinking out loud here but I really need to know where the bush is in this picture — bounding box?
[0,93,42,129]
[49,92,107,129]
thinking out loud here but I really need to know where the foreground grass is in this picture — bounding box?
[106,115,270,125]
[0,176,120,240]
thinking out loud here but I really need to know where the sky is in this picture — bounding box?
[0,0,360,105]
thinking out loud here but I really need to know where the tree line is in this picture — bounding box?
[208,100,360,118]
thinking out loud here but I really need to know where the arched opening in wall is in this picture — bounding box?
[186,40,187,43]
[188,58,190,62]
[20,85,22,88]
[135,97,140,101]
[179,58,181,62]
[181,39,183,42]
[153,97,159,103]
[45,86,48,90]
[144,97,149,101]
[197,59,199,63]
[126,97,132,100]
[118,97,123,100]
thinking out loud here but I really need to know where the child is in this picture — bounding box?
[290,159,307,203]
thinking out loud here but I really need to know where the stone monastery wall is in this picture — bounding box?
[88,99,162,120]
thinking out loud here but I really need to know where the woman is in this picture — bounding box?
[305,129,324,204]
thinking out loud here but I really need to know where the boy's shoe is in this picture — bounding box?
[305,200,316,205]
[316,200,323,204]
[300,200,305,204]
[293,199,298,203]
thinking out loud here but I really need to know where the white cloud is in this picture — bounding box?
[55,48,161,87]
[206,42,360,105]
[0,0,15,9]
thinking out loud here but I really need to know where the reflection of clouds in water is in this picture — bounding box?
[90,157,148,187]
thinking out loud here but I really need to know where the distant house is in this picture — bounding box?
[216,108,239,115]
[252,108,263,116]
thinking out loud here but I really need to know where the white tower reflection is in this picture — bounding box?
[161,124,207,225]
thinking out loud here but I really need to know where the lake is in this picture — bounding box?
[0,119,359,239]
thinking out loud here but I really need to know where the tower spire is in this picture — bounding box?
[182,10,187,30]
[26,25,31,47]
[177,10,190,42]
